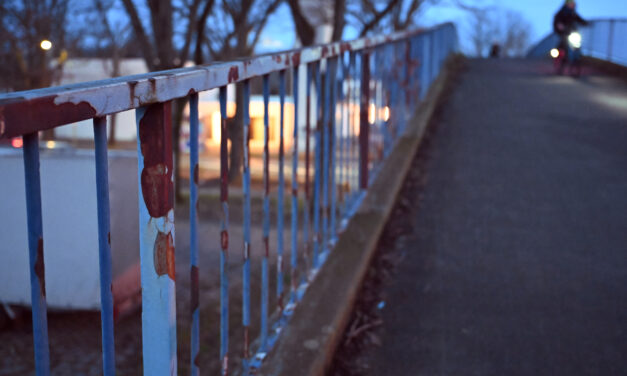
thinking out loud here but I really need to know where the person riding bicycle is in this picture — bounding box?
[553,0,588,51]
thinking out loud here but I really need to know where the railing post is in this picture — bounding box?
[188,93,200,376]
[22,132,50,376]
[607,19,615,61]
[219,86,230,376]
[93,116,116,376]
[135,101,177,376]
[359,51,371,190]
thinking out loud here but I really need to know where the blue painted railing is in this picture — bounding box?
[0,23,457,375]
[527,18,627,67]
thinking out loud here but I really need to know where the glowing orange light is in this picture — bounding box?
[12,138,23,148]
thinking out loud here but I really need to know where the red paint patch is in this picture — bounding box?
[193,163,199,185]
[0,95,96,139]
[138,102,174,218]
[154,231,175,280]
[228,66,239,83]
[291,52,301,66]
[34,237,46,297]
[128,81,138,105]
[340,43,352,54]
[221,230,229,251]
[190,265,199,312]
[274,55,282,63]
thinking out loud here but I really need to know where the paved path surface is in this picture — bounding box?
[366,60,627,375]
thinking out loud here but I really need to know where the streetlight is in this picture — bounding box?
[40,39,52,51]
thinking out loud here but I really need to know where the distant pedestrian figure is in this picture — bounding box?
[490,43,501,58]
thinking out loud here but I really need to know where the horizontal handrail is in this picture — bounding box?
[0,23,454,140]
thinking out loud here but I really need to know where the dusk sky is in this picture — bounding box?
[258,0,627,54]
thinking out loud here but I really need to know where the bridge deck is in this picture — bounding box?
[366,59,627,375]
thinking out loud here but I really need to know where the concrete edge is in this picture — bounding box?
[258,56,459,376]
[583,57,627,82]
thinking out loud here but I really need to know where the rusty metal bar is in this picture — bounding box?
[93,116,116,376]
[303,63,313,276]
[359,52,371,190]
[322,60,331,249]
[135,101,177,375]
[350,52,358,199]
[338,55,348,215]
[290,65,299,301]
[219,86,229,376]
[277,71,286,310]
[188,93,200,376]
[0,26,457,139]
[22,132,50,376]
[312,62,322,268]
[242,80,251,369]
[329,58,338,242]
[261,74,270,352]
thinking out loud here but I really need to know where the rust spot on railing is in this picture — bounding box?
[154,231,175,280]
[0,95,96,139]
[221,230,229,251]
[321,46,329,58]
[291,52,301,66]
[108,232,111,245]
[148,77,157,93]
[228,66,239,83]
[138,103,174,218]
[128,81,138,106]
[190,265,199,312]
[34,237,46,297]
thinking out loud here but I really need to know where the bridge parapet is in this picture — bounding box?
[528,18,627,67]
[0,23,458,375]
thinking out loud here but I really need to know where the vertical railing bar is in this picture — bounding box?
[93,116,116,376]
[360,51,371,190]
[277,70,286,311]
[351,52,359,198]
[329,58,338,242]
[290,64,299,303]
[188,93,200,376]
[303,63,312,278]
[261,74,270,352]
[135,101,177,376]
[242,80,251,369]
[219,86,229,376]
[322,59,331,249]
[22,132,51,376]
[348,52,356,207]
[338,55,347,218]
[607,19,615,61]
[312,61,323,269]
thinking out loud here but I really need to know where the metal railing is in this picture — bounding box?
[527,18,627,67]
[0,23,457,375]
[581,18,627,66]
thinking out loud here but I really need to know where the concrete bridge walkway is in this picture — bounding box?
[365,59,627,375]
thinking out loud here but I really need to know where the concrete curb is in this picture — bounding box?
[258,57,458,376]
